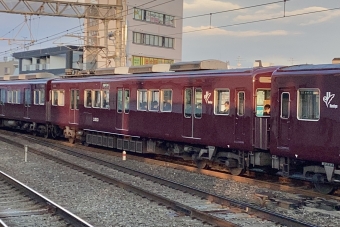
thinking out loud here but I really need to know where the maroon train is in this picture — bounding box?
[0,60,339,194]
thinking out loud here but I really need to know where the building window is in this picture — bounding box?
[132,55,174,66]
[4,67,10,75]
[298,89,320,121]
[132,32,174,48]
[134,8,174,27]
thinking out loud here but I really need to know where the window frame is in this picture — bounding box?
[92,90,101,108]
[280,92,290,119]
[184,88,192,118]
[52,89,65,107]
[237,91,245,116]
[117,89,123,113]
[33,89,45,105]
[214,89,230,115]
[160,89,172,112]
[137,89,148,111]
[297,88,320,121]
[84,89,92,108]
[148,89,159,112]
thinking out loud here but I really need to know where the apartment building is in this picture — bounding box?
[12,46,83,75]
[85,0,183,68]
[0,57,18,76]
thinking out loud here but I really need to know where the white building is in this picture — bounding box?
[85,0,183,68]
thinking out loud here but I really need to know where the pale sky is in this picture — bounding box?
[0,0,339,67]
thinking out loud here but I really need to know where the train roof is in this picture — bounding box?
[277,64,340,72]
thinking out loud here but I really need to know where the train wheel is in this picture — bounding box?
[230,167,244,176]
[44,126,49,139]
[313,174,335,194]
[195,160,209,169]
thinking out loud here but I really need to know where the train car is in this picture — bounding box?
[271,64,340,193]
[50,60,278,175]
[0,73,54,136]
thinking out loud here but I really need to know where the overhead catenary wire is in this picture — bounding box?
[0,1,338,57]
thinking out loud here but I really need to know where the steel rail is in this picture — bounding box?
[0,134,318,227]
[0,170,93,227]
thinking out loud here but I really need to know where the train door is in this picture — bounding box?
[24,88,31,119]
[234,90,245,143]
[277,89,291,148]
[182,87,202,139]
[115,88,129,131]
[69,89,79,124]
[0,89,5,116]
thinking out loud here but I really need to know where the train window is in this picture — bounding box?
[70,90,79,110]
[214,89,230,115]
[101,90,109,109]
[124,90,130,113]
[24,89,31,106]
[281,93,290,119]
[184,88,192,118]
[194,88,202,118]
[0,89,5,105]
[12,91,20,104]
[149,90,159,112]
[117,89,123,113]
[92,90,101,108]
[137,89,148,111]
[297,89,320,121]
[160,89,172,112]
[256,90,271,117]
[84,90,92,108]
[237,91,245,116]
[34,89,44,105]
[7,90,12,103]
[52,90,65,106]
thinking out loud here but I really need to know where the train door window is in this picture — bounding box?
[148,90,159,112]
[101,90,109,109]
[0,89,5,105]
[161,89,172,112]
[92,90,101,108]
[214,89,230,115]
[297,89,320,121]
[184,88,192,118]
[24,89,31,106]
[124,90,130,113]
[84,90,92,108]
[7,90,12,103]
[237,91,245,116]
[281,92,290,119]
[256,89,271,117]
[117,89,123,113]
[70,90,79,110]
[194,88,202,118]
[137,89,148,111]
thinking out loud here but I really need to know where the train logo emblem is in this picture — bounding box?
[323,92,338,109]
[204,91,212,104]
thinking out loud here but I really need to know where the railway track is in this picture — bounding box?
[0,132,319,227]
[0,170,92,227]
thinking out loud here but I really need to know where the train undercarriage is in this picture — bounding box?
[1,118,339,194]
